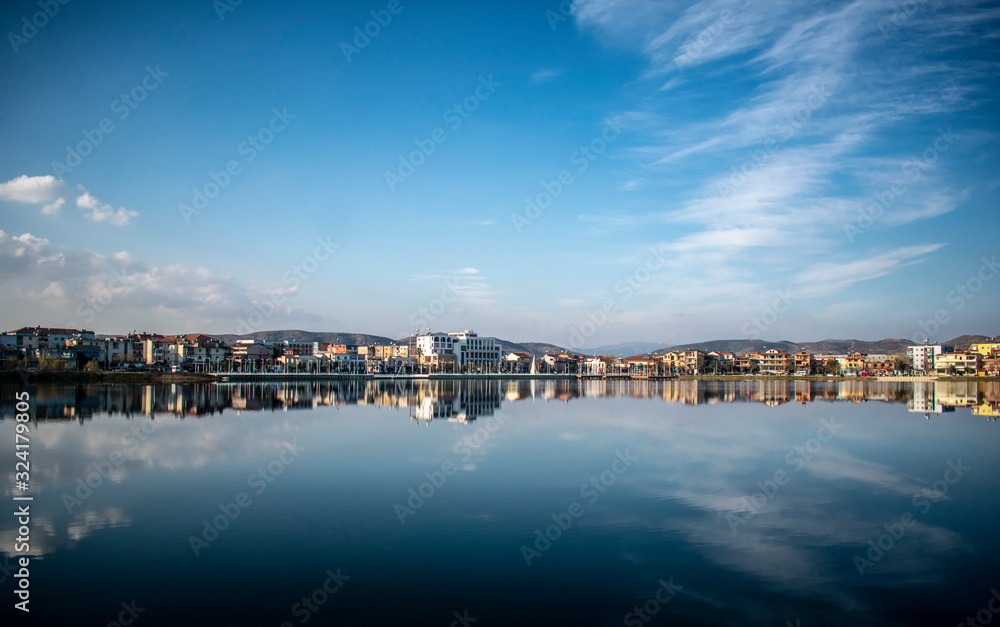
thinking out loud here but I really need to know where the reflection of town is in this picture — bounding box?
[2,379,999,423]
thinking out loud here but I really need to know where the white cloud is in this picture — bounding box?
[0,230,330,333]
[76,191,138,226]
[0,174,138,225]
[0,174,65,204]
[557,0,997,343]
[530,68,563,84]
[41,197,65,214]
[792,244,945,297]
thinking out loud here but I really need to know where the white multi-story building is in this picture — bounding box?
[907,344,954,373]
[408,331,502,370]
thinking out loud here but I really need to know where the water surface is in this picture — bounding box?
[1,379,998,626]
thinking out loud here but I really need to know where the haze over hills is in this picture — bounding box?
[195,331,997,359]
[652,335,997,356]
[586,342,668,357]
[209,330,397,347]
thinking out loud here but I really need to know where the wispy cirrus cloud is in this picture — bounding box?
[559,0,998,341]
[529,68,564,84]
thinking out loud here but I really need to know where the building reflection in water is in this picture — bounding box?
[2,379,998,423]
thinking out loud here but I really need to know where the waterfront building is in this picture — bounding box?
[3,326,96,353]
[843,352,867,375]
[659,352,682,374]
[906,344,954,373]
[970,342,1000,357]
[759,349,792,375]
[584,356,607,376]
[408,330,501,370]
[145,334,231,367]
[230,341,272,364]
[505,352,532,372]
[681,349,706,374]
[793,353,815,374]
[934,350,982,375]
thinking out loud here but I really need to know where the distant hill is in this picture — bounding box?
[944,335,996,349]
[798,338,913,354]
[653,339,800,355]
[587,341,666,357]
[204,331,572,358]
[508,341,575,358]
[210,330,397,346]
[651,337,955,356]
[197,330,998,357]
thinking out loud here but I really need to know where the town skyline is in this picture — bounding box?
[2,1,999,349]
[2,321,998,355]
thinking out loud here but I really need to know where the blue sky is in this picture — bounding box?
[0,0,998,347]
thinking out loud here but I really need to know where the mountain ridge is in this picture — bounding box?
[196,331,998,358]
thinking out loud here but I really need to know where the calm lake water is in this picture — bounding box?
[2,379,999,626]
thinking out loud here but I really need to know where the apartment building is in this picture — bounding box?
[934,351,982,375]
[970,342,1000,358]
[907,344,954,373]
[231,340,272,363]
[734,353,761,373]
[409,331,501,369]
[865,354,895,376]
[374,344,409,360]
[759,349,792,375]
[681,349,706,374]
[659,352,682,374]
[793,353,815,374]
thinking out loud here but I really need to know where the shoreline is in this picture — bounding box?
[2,371,997,384]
